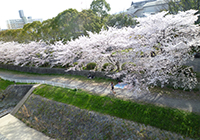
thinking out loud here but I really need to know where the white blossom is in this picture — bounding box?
[0,10,199,93]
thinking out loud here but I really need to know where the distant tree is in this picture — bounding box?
[167,0,200,23]
[12,29,23,42]
[19,21,42,43]
[50,9,79,44]
[24,21,42,42]
[49,9,104,44]
[90,0,111,21]
[78,9,103,35]
[0,8,104,44]
[40,18,53,43]
[167,0,200,14]
[105,13,138,28]
[0,29,22,42]
[166,0,181,14]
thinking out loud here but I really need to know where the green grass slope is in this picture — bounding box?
[33,84,200,139]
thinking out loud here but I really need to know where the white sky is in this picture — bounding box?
[0,0,143,29]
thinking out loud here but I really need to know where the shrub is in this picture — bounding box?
[73,62,78,65]
[121,63,127,70]
[121,62,136,70]
[102,63,114,71]
[86,62,97,70]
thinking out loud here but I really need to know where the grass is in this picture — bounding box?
[0,78,14,91]
[33,84,200,139]
[0,77,34,93]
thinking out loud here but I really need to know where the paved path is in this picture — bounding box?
[0,70,199,140]
[0,84,53,140]
[0,114,53,140]
[0,71,200,114]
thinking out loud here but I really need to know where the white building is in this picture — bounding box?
[7,18,43,29]
[7,10,42,29]
[127,0,179,17]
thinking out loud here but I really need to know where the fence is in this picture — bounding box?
[0,76,78,90]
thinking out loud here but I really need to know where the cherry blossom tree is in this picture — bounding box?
[0,10,199,94]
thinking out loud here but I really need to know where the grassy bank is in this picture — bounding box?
[0,77,34,93]
[33,84,200,139]
[0,78,14,92]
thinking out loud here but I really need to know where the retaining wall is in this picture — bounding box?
[14,94,189,139]
[0,58,199,80]
[0,85,33,117]
[0,64,113,79]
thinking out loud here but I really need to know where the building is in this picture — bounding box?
[7,10,42,29]
[127,0,179,17]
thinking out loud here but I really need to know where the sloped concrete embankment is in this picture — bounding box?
[0,85,33,118]
[14,94,192,140]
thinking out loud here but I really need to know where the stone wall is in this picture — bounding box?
[14,94,189,139]
[0,64,113,79]
[0,58,199,81]
[0,85,33,117]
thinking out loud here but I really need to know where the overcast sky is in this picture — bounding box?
[0,0,144,29]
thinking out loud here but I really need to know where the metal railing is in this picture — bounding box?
[0,76,78,90]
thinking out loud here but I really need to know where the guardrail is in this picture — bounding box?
[0,76,78,90]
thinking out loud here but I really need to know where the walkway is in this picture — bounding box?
[0,83,53,140]
[0,70,200,115]
[0,70,199,140]
[0,114,53,140]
